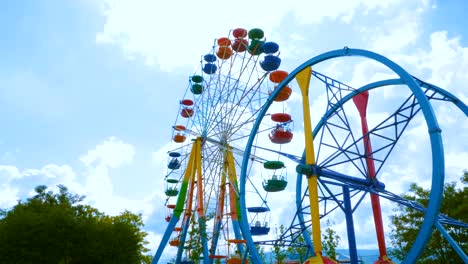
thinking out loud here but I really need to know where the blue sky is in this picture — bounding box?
[1,0,467,260]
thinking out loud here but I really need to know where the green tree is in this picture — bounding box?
[389,172,468,263]
[186,215,203,262]
[273,225,288,264]
[184,212,214,263]
[322,220,341,260]
[0,185,150,264]
[286,230,309,263]
[254,243,267,263]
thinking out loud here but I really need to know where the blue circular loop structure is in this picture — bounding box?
[239,48,468,263]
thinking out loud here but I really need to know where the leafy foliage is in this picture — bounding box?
[273,225,288,264]
[286,229,309,263]
[254,243,267,263]
[322,220,341,260]
[0,185,151,264]
[184,212,214,262]
[389,172,468,263]
[186,215,203,261]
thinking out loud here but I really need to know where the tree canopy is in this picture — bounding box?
[0,185,152,264]
[389,172,468,263]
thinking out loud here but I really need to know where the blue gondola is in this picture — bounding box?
[250,221,270,236]
[168,152,181,170]
[248,205,271,235]
[247,206,270,213]
[203,54,217,63]
[262,42,279,54]
[203,63,217,74]
[260,55,281,71]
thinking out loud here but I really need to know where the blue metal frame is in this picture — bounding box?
[152,216,180,264]
[342,186,358,264]
[176,216,192,263]
[239,48,447,264]
[435,221,468,262]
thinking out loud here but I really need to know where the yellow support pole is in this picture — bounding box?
[226,148,240,220]
[174,141,197,217]
[296,67,324,264]
[194,138,206,218]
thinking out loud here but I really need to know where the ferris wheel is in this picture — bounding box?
[153,27,468,264]
[155,27,290,264]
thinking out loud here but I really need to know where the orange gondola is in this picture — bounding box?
[173,125,187,143]
[217,37,231,46]
[173,134,186,143]
[270,86,292,102]
[217,46,233,60]
[169,238,179,247]
[269,70,288,83]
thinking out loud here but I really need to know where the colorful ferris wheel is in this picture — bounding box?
[153,27,468,264]
[154,27,291,264]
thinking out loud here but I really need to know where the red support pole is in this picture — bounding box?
[353,91,393,264]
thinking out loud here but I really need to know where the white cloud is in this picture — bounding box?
[96,0,419,71]
[0,185,19,208]
[80,136,135,168]
[0,165,22,181]
[368,9,422,53]
[0,137,157,218]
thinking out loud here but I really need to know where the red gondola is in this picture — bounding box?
[232,28,247,38]
[174,125,186,131]
[232,38,248,52]
[269,129,293,144]
[227,258,249,264]
[181,108,194,118]
[271,113,291,123]
[180,99,193,106]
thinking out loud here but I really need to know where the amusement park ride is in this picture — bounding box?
[153,28,468,264]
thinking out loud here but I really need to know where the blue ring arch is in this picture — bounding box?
[239,48,446,264]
